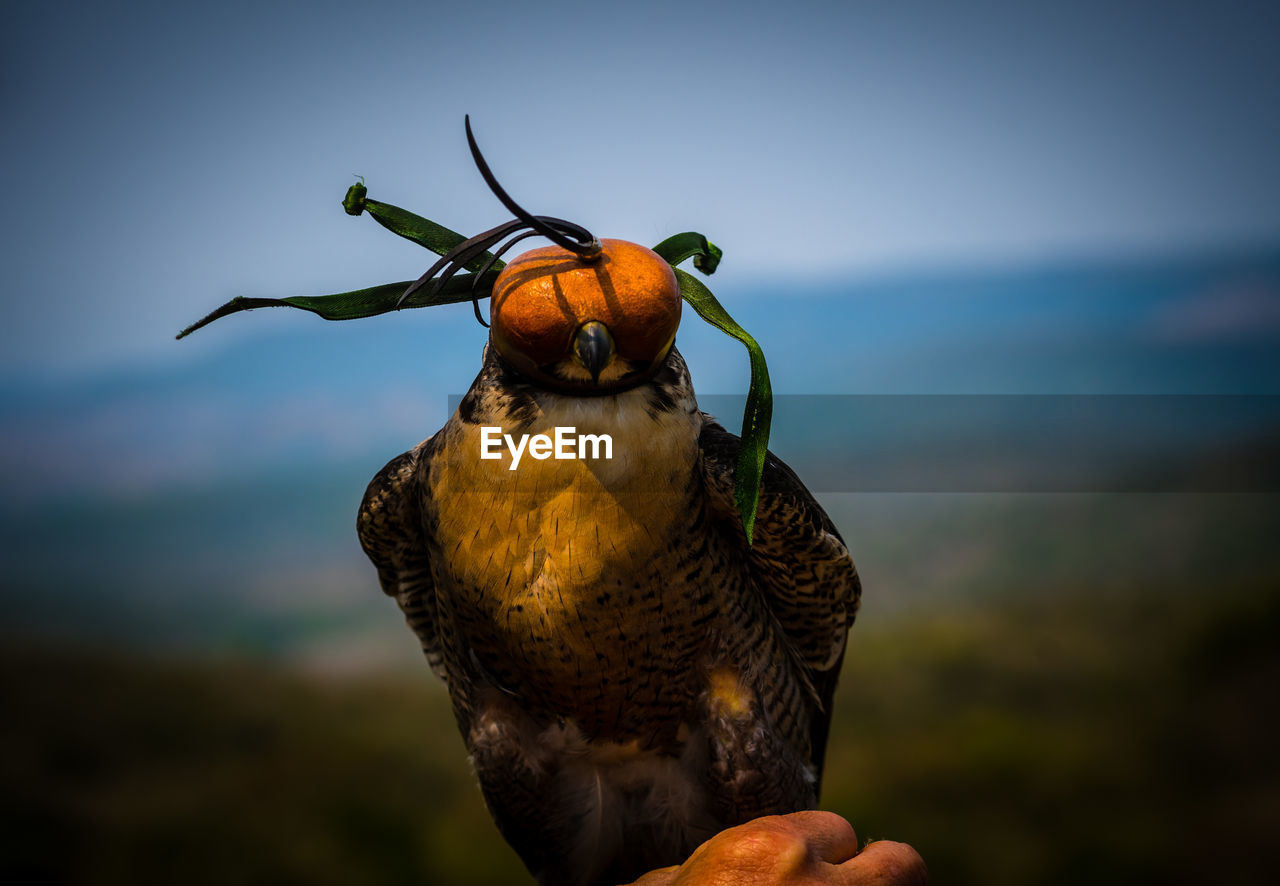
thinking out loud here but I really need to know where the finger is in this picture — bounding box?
[625,864,679,885]
[776,810,861,864]
[836,840,929,885]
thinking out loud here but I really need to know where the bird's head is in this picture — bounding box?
[175,113,769,539]
[489,239,681,393]
[389,116,684,395]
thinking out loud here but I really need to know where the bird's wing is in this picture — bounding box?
[698,416,861,784]
[356,434,447,682]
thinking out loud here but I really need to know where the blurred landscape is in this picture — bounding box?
[3,249,1279,884]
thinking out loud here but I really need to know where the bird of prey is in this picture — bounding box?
[356,153,861,883]
[168,114,861,886]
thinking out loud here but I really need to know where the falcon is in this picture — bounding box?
[168,115,863,886]
[357,213,860,884]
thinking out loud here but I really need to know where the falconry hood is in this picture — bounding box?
[489,239,681,392]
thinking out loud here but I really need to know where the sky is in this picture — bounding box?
[1,0,1278,375]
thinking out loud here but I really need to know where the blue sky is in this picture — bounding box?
[2,0,1278,374]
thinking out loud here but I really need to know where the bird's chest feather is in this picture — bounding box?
[425,392,722,736]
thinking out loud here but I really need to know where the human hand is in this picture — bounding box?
[627,811,926,885]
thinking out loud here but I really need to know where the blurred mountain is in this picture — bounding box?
[1,247,1277,660]
[4,246,1278,501]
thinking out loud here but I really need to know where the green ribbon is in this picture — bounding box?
[342,182,502,273]
[651,232,723,275]
[672,268,772,544]
[175,272,500,340]
[653,233,771,543]
[178,188,771,542]
[175,184,503,339]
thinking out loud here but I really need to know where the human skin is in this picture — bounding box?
[626,811,928,886]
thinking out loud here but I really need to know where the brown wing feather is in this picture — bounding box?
[698,417,861,788]
[356,435,447,682]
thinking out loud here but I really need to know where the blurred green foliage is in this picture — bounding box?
[4,578,1277,884]
[3,494,1278,884]
[0,654,527,885]
[826,578,1280,885]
